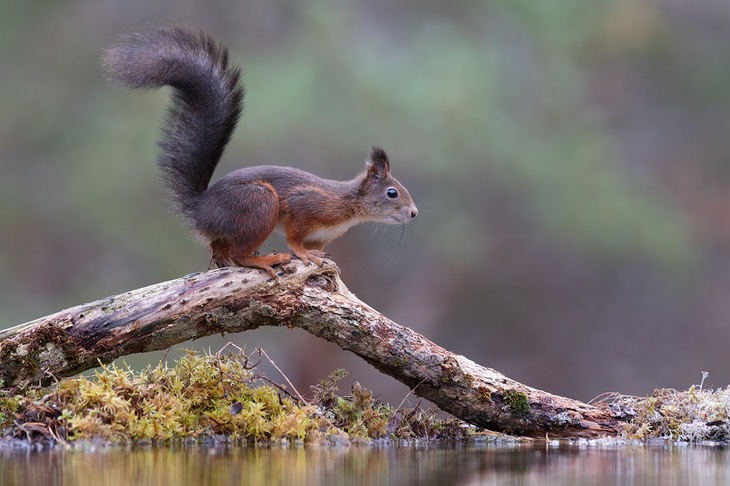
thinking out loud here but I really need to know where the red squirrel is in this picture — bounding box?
[101,27,418,277]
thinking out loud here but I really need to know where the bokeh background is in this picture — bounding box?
[2,1,730,405]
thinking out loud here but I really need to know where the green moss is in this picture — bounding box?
[0,349,468,446]
[504,391,530,417]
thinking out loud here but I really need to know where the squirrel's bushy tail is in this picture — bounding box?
[101,26,243,225]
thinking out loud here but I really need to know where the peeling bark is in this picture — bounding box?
[0,260,628,438]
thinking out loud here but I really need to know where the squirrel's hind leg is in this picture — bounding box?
[209,239,291,278]
[230,252,292,279]
[203,181,291,278]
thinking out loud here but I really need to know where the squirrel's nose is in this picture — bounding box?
[410,207,418,218]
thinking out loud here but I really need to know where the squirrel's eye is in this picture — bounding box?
[386,188,398,199]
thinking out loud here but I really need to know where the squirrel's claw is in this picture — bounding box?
[293,249,325,267]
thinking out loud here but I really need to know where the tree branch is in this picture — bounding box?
[0,259,627,438]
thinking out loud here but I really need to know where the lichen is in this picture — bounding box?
[38,343,68,371]
[615,380,730,443]
[477,387,492,401]
[15,344,28,357]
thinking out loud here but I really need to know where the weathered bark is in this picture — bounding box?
[0,260,627,438]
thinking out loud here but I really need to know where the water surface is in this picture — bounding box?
[1,442,728,485]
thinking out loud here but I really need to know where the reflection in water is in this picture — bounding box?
[1,442,729,486]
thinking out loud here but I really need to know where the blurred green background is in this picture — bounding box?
[2,0,730,404]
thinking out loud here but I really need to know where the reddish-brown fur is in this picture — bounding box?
[103,27,417,278]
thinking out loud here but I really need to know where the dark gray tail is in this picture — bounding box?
[101,26,244,226]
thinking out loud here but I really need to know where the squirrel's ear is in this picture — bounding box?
[366,146,390,180]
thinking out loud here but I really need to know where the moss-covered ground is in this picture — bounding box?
[0,347,468,448]
[2,348,728,447]
[612,380,730,443]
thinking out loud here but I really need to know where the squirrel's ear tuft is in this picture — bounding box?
[367,146,390,179]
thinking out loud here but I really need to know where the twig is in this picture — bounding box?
[254,375,301,403]
[160,346,172,365]
[589,391,641,405]
[258,348,308,406]
[215,342,255,398]
[48,423,70,449]
[396,377,428,412]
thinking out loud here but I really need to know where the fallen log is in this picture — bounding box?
[0,259,628,438]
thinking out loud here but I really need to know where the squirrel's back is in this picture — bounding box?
[101,26,243,226]
[103,26,417,276]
